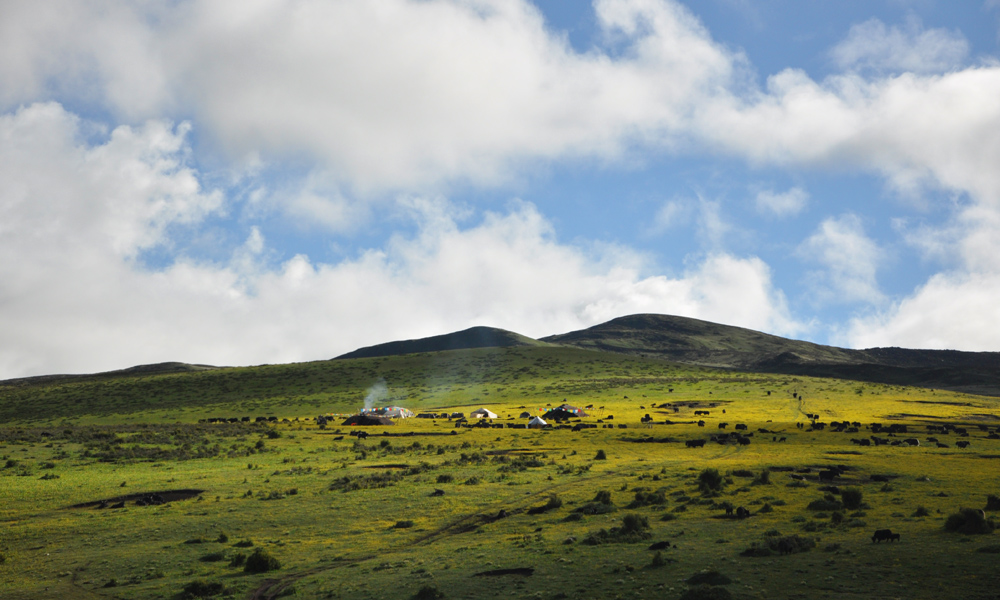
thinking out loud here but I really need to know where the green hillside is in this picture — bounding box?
[2,340,1000,600]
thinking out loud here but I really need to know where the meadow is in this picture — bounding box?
[1,346,999,600]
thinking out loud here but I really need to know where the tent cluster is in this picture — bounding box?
[342,414,396,426]
[360,406,414,418]
[542,403,588,422]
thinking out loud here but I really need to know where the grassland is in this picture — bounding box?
[2,345,999,600]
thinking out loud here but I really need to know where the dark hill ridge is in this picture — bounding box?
[335,326,544,360]
[0,362,218,388]
[541,314,1000,396]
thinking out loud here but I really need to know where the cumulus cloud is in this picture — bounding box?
[755,186,808,217]
[0,103,801,378]
[0,0,741,193]
[798,214,884,305]
[847,271,1000,351]
[830,17,969,74]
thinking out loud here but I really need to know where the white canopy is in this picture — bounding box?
[527,416,547,428]
[470,408,497,419]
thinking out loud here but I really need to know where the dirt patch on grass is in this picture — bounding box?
[474,567,534,577]
[901,400,976,407]
[68,489,204,509]
[882,413,945,420]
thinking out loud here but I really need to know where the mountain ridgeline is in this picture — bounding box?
[338,314,1000,397]
[335,326,546,360]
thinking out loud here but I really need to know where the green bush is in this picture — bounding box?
[595,449,607,460]
[233,539,254,548]
[244,548,281,573]
[412,585,445,600]
[199,551,226,562]
[697,469,724,494]
[436,474,454,484]
[753,470,771,485]
[181,580,228,599]
[944,508,995,535]
[393,520,415,529]
[841,488,863,510]
[986,495,1000,511]
[913,506,930,517]
[229,552,246,567]
[593,490,612,504]
[621,513,649,533]
[628,489,666,508]
[807,494,842,511]
[686,571,732,586]
[678,585,733,600]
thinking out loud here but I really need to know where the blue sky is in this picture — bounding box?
[1,0,999,378]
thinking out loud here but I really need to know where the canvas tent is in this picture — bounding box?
[543,403,587,421]
[361,406,414,418]
[342,414,396,426]
[527,416,548,429]
[470,408,498,419]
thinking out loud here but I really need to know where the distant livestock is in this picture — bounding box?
[685,439,706,448]
[872,529,900,543]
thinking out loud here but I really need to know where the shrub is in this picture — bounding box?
[464,476,480,485]
[841,488,863,510]
[436,474,454,484]
[581,513,651,545]
[628,489,667,508]
[742,534,815,557]
[913,506,930,517]
[393,520,415,529]
[622,513,649,533]
[986,495,1000,511]
[181,580,227,599]
[753,470,771,485]
[976,544,1000,554]
[678,585,733,600]
[200,551,226,562]
[807,495,842,511]
[594,490,612,504]
[595,449,607,460]
[732,469,753,478]
[233,539,254,548]
[831,511,843,524]
[686,571,732,586]
[229,552,246,567]
[216,532,228,543]
[412,585,445,600]
[944,509,995,535]
[649,551,668,568]
[244,548,281,573]
[697,469,724,494]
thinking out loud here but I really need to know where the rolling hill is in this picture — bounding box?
[335,325,547,359]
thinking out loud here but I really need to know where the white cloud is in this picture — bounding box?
[0,0,741,193]
[798,214,884,305]
[847,271,1000,350]
[830,17,969,74]
[0,103,801,378]
[755,186,808,217]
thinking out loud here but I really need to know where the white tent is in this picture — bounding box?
[470,408,497,419]
[367,406,414,418]
[527,416,547,429]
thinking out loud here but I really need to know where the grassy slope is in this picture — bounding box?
[1,346,999,600]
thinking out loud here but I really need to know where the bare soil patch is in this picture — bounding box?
[68,489,204,509]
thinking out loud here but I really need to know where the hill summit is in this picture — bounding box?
[335,326,544,360]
